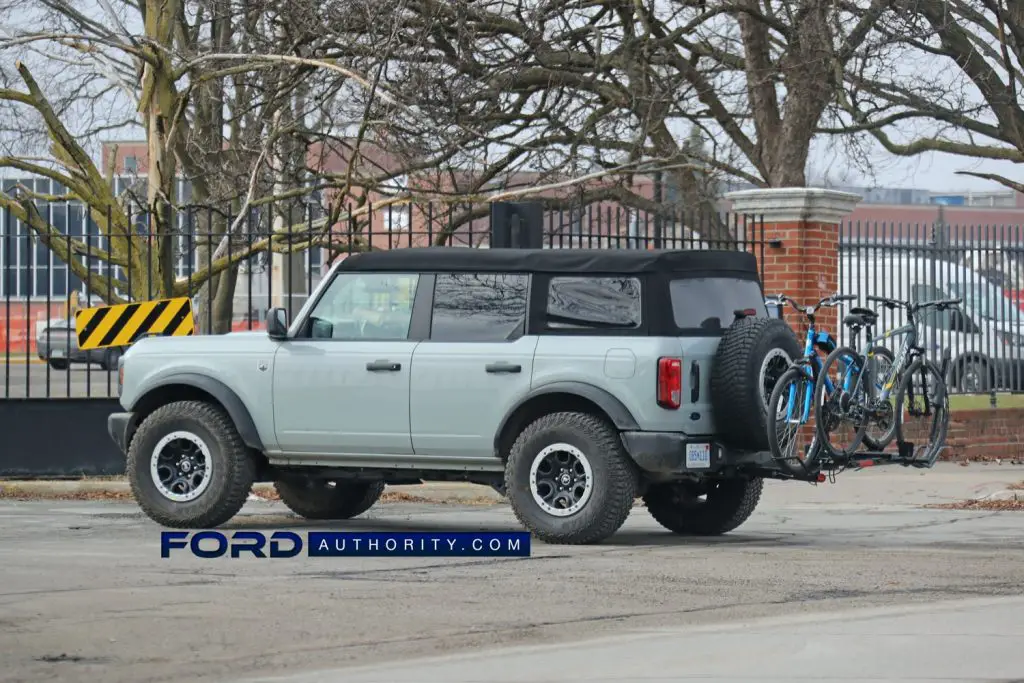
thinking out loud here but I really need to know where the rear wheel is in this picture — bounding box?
[504,411,638,545]
[643,477,763,536]
[767,366,823,477]
[274,478,385,520]
[894,358,950,467]
[863,345,897,451]
[813,345,871,458]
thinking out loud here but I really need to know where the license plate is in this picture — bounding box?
[685,443,711,469]
[51,349,65,358]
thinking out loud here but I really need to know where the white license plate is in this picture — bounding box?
[685,443,711,469]
[51,349,65,358]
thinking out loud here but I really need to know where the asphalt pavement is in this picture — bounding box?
[1,465,1023,683]
[246,596,1024,683]
[1,361,118,398]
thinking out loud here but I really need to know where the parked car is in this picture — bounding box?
[37,318,126,371]
[838,254,1024,392]
[108,247,802,544]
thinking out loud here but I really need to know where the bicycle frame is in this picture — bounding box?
[865,322,918,402]
[785,323,855,423]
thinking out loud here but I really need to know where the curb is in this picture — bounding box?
[0,479,506,505]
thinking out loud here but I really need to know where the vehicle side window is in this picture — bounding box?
[670,277,765,331]
[430,273,528,342]
[305,272,419,340]
[544,276,642,329]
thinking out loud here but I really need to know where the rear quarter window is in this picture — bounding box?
[670,277,766,331]
[545,276,642,329]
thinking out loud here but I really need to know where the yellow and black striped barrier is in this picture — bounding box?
[75,297,196,350]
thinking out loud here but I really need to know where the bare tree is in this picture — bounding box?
[0,0,456,331]
[836,0,1024,193]
[318,0,896,240]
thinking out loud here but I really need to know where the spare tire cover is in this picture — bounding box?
[709,316,802,452]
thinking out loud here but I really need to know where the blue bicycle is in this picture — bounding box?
[765,293,895,477]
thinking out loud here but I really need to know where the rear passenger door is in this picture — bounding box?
[409,272,537,459]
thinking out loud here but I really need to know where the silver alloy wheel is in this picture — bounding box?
[529,443,594,517]
[150,430,213,502]
[758,348,792,408]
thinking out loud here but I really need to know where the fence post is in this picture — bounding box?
[724,188,861,336]
[490,201,544,248]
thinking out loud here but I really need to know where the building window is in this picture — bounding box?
[124,156,137,173]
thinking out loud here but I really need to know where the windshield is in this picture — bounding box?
[947,282,1013,322]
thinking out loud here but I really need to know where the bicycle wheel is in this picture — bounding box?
[767,366,824,477]
[893,358,950,467]
[863,345,897,451]
[813,345,871,458]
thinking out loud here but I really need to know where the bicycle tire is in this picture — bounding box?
[812,344,871,458]
[863,345,897,451]
[893,357,950,467]
[767,366,822,477]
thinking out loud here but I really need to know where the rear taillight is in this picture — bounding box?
[657,357,682,409]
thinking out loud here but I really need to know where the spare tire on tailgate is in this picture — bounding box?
[709,315,801,452]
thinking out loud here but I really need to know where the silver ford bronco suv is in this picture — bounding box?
[109,247,801,544]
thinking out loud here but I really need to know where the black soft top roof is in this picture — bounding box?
[338,247,758,276]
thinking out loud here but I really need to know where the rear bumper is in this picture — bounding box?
[108,412,135,455]
[620,431,772,474]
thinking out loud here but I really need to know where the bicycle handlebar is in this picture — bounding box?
[866,294,963,311]
[772,292,856,316]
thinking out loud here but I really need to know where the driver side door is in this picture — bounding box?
[272,270,424,457]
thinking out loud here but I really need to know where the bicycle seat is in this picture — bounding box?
[843,307,878,329]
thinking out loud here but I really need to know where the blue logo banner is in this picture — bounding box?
[308,531,530,557]
[160,530,531,558]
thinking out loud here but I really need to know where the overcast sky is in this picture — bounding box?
[0,2,1018,197]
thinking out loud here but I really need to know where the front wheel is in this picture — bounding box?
[127,400,256,528]
[813,345,871,458]
[766,365,824,477]
[894,358,950,467]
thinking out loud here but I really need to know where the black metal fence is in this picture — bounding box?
[838,221,1024,396]
[1,200,766,401]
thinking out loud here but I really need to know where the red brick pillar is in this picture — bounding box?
[725,188,861,337]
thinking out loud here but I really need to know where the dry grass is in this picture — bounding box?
[0,484,501,506]
[927,494,1024,511]
[1006,481,1024,491]
[0,487,135,502]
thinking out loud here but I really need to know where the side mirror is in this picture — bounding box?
[267,307,289,340]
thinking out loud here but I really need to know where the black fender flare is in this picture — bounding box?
[129,373,265,451]
[493,381,640,452]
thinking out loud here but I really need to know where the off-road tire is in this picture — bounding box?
[505,411,638,545]
[709,316,801,452]
[127,400,255,528]
[643,477,764,535]
[274,479,385,520]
